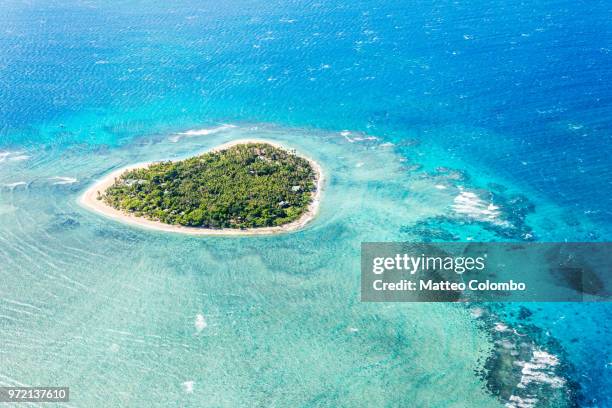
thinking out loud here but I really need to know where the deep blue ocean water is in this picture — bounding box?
[1,0,611,406]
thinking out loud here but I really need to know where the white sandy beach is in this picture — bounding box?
[78,139,324,236]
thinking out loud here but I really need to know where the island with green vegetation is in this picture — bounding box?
[96,142,319,230]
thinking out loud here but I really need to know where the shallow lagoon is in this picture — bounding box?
[0,125,496,406]
[0,123,599,406]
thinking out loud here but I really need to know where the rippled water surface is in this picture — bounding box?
[1,0,611,406]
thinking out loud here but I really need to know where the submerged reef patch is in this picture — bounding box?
[473,306,580,408]
[47,212,81,232]
[407,168,536,241]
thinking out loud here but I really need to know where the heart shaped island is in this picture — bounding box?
[80,139,323,235]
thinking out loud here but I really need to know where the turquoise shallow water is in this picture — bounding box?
[2,126,502,406]
[0,124,602,406]
[1,0,611,406]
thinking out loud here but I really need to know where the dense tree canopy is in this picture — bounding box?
[101,143,318,228]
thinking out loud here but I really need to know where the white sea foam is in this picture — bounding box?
[0,151,29,163]
[49,176,78,185]
[494,322,509,332]
[2,182,27,188]
[354,136,378,142]
[515,349,565,390]
[170,124,237,142]
[506,394,538,408]
[341,130,353,142]
[451,189,511,228]
[341,131,378,143]
[8,155,29,161]
[182,381,194,394]
[194,314,207,333]
[505,349,566,408]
